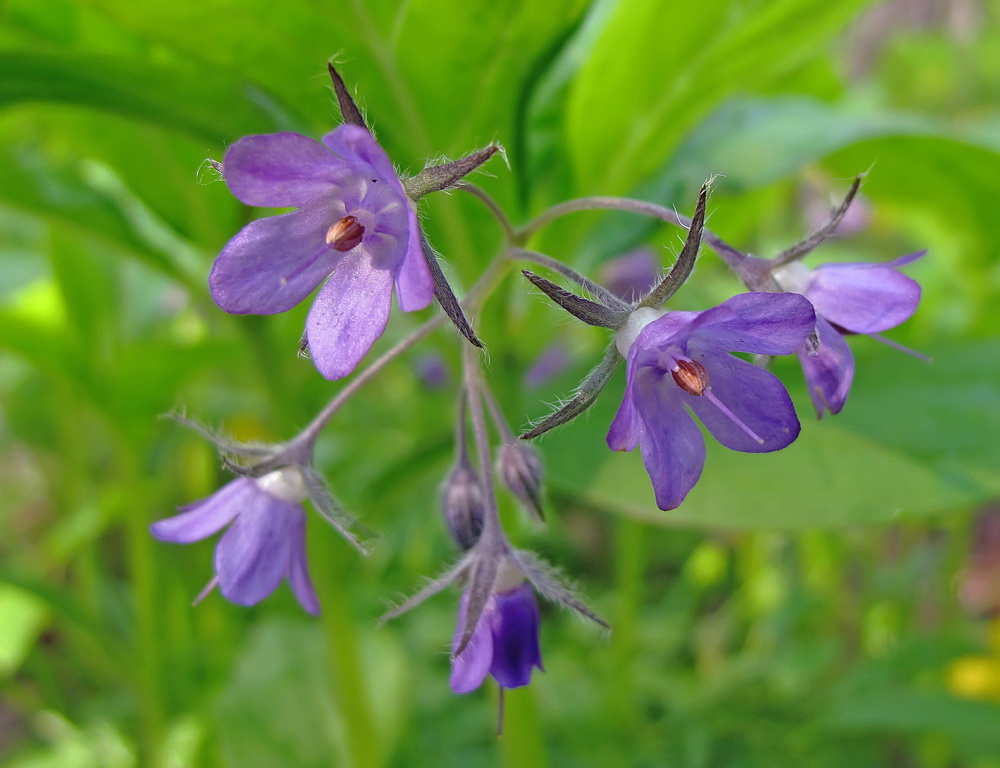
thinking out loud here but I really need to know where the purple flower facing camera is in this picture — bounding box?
[608,292,816,511]
[151,468,320,614]
[773,251,924,416]
[210,125,433,380]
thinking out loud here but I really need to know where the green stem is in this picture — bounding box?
[516,195,749,273]
[121,451,165,763]
[318,557,381,768]
[610,518,645,727]
[498,685,549,768]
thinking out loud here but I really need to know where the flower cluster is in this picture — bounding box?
[154,65,925,726]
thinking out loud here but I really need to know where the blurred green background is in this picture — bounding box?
[2,0,1000,766]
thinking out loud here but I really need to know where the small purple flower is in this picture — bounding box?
[773,252,924,416]
[151,467,320,614]
[450,580,543,693]
[210,125,433,380]
[608,292,816,510]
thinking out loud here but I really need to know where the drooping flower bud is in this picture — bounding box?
[497,443,545,522]
[441,461,486,551]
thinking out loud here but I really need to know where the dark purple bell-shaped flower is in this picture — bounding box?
[450,577,543,694]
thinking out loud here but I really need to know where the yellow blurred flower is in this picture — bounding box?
[947,618,1000,702]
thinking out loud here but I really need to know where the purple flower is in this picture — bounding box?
[210,125,433,380]
[773,252,923,416]
[608,292,815,510]
[450,581,543,693]
[151,467,320,614]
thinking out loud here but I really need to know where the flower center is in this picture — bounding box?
[771,260,813,294]
[257,466,309,503]
[493,559,526,593]
[664,354,765,445]
[326,215,365,252]
[615,307,667,357]
[671,358,709,395]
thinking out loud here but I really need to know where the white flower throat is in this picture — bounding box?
[257,467,309,503]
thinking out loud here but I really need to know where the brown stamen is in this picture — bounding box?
[326,215,365,252]
[672,359,709,396]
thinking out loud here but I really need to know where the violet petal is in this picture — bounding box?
[214,492,297,607]
[489,584,543,689]
[686,350,800,453]
[807,263,921,334]
[323,125,398,189]
[632,366,707,511]
[393,202,434,313]
[450,593,495,694]
[286,509,320,615]
[150,477,250,544]
[884,249,927,269]
[210,207,341,315]
[607,344,644,452]
[223,132,356,208]
[323,126,436,315]
[800,316,855,417]
[306,247,395,380]
[687,292,816,356]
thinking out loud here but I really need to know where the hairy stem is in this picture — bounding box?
[457,182,517,244]
[295,252,513,451]
[509,247,629,311]
[517,195,750,273]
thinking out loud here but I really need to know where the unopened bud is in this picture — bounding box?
[672,359,709,396]
[326,215,365,252]
[441,463,485,551]
[497,443,545,521]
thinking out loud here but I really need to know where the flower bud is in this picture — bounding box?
[497,443,545,521]
[441,462,485,551]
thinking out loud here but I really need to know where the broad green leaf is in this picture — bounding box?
[826,689,1000,757]
[565,0,873,194]
[83,0,347,134]
[0,146,200,283]
[393,0,590,154]
[823,134,1000,334]
[664,97,932,193]
[41,109,241,249]
[216,620,343,768]
[0,50,287,145]
[216,618,408,768]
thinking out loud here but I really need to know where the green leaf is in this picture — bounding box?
[0,50,288,145]
[215,618,408,768]
[565,0,872,194]
[826,688,1000,757]
[0,146,194,283]
[823,134,1000,334]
